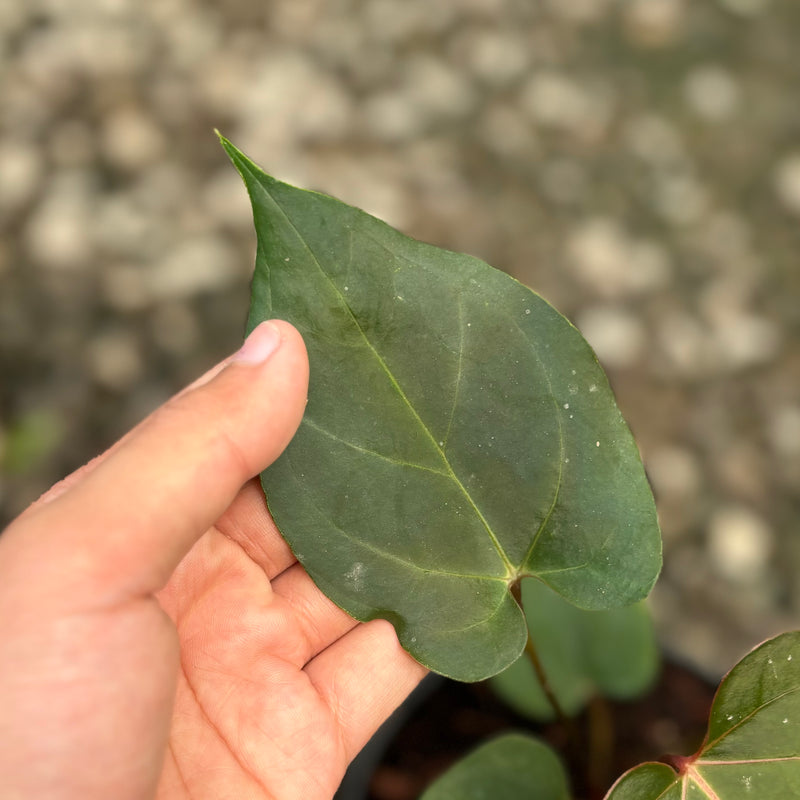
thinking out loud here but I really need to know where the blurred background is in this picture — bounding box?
[1,0,799,682]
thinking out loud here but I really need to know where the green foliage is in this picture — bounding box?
[606,631,800,800]
[1,408,63,476]
[222,135,662,683]
[489,577,659,720]
[419,734,570,800]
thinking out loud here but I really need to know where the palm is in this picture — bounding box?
[156,481,408,799]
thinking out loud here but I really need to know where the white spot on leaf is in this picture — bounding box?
[345,562,366,591]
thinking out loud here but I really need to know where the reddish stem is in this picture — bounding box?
[659,753,694,774]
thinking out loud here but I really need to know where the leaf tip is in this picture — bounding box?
[215,133,276,195]
[215,129,240,162]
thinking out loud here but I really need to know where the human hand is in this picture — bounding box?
[0,320,427,800]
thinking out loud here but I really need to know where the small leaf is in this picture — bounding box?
[490,577,658,720]
[420,734,570,800]
[222,136,662,681]
[603,764,681,800]
[605,631,800,800]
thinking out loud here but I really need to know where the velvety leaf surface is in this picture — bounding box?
[222,136,661,681]
[419,734,570,800]
[489,577,658,720]
[605,631,800,799]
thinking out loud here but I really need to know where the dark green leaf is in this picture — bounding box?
[605,631,800,799]
[222,136,661,681]
[420,734,570,800]
[490,577,658,720]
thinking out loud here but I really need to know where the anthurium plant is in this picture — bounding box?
[220,135,800,799]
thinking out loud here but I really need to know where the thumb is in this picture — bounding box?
[3,320,308,604]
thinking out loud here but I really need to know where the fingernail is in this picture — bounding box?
[232,321,282,365]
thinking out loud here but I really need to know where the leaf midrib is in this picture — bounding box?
[704,683,800,753]
[357,229,566,571]
[249,169,519,579]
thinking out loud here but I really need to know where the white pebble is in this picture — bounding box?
[767,406,800,458]
[146,236,239,299]
[403,55,476,120]
[717,0,770,16]
[623,113,686,166]
[460,28,529,86]
[101,105,166,170]
[567,217,670,298]
[577,306,647,369]
[623,0,686,48]
[86,329,143,390]
[653,173,710,226]
[683,65,741,122]
[24,172,94,271]
[521,72,611,137]
[647,446,702,499]
[0,140,43,212]
[707,506,773,583]
[712,312,781,370]
[773,153,800,217]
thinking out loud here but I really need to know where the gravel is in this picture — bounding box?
[2,0,799,678]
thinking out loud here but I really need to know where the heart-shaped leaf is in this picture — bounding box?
[605,631,800,799]
[420,734,570,800]
[490,577,658,720]
[222,136,661,681]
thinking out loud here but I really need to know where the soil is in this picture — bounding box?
[337,659,716,800]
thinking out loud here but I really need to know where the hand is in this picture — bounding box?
[0,321,427,800]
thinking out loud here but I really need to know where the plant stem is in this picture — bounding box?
[586,695,614,797]
[509,580,569,724]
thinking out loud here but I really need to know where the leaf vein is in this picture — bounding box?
[303,416,449,476]
[264,190,515,578]
[441,294,466,451]
[704,685,800,753]
[285,451,508,583]
[361,234,566,574]
[533,562,590,577]
[686,766,722,800]
[514,317,566,568]
[429,589,510,636]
